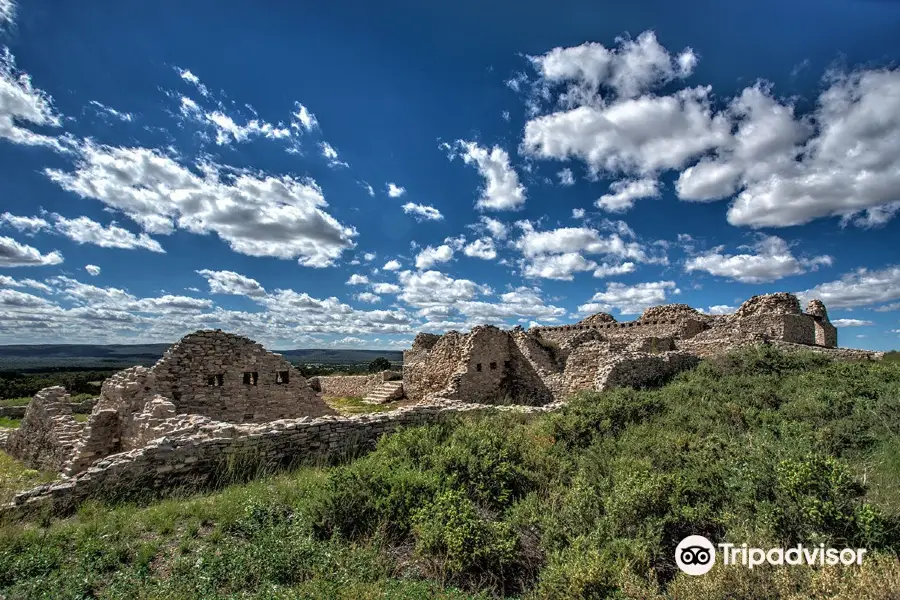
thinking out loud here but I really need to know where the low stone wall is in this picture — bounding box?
[2,398,562,519]
[310,371,397,399]
[0,398,97,420]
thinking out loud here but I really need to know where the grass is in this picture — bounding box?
[0,397,31,407]
[1,346,899,598]
[0,393,96,408]
[73,413,89,423]
[0,451,57,505]
[0,417,20,429]
[325,395,409,415]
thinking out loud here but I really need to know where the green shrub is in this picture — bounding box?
[772,454,887,546]
[412,489,519,579]
[310,459,441,541]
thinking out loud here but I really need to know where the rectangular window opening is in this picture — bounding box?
[243,371,259,386]
[476,363,482,372]
[276,370,290,384]
[489,362,497,370]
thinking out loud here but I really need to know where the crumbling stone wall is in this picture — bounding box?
[403,326,555,406]
[402,331,468,401]
[509,329,564,401]
[449,326,513,403]
[3,398,572,518]
[594,351,701,391]
[575,312,617,327]
[563,340,609,396]
[8,330,336,477]
[806,299,838,348]
[5,387,85,471]
[0,398,97,420]
[408,293,844,405]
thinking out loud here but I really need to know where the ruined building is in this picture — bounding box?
[402,293,843,404]
[5,330,335,475]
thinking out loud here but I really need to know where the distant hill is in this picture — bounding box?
[0,344,403,372]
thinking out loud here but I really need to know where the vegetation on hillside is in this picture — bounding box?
[1,347,899,598]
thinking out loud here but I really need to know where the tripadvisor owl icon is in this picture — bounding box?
[676,535,716,575]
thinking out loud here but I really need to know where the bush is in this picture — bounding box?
[412,489,519,579]
[772,454,888,547]
[310,459,441,541]
[368,357,392,373]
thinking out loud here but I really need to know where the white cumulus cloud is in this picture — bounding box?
[387,183,406,198]
[196,269,266,297]
[44,142,357,267]
[596,178,661,212]
[445,140,526,211]
[0,236,63,267]
[402,202,444,221]
[685,235,832,283]
[578,281,680,315]
[414,245,454,270]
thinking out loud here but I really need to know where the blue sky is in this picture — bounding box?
[1,0,899,351]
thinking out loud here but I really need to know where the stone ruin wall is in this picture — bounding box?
[403,327,557,406]
[402,332,466,402]
[447,326,513,404]
[5,387,85,472]
[309,370,402,399]
[531,294,838,352]
[148,331,332,423]
[0,397,96,420]
[4,330,336,478]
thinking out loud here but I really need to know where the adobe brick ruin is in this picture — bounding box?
[0,293,880,517]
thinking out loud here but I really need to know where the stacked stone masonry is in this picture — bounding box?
[4,330,335,479]
[308,371,402,399]
[0,293,883,517]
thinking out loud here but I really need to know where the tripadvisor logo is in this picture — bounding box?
[676,535,716,575]
[675,536,868,576]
